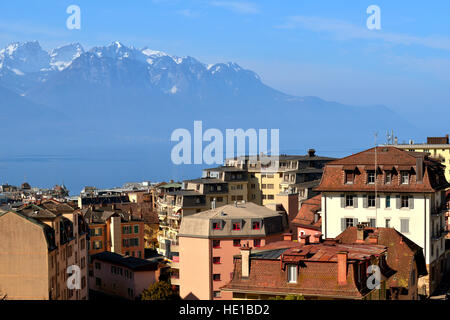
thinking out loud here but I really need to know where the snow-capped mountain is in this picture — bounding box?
[50,43,84,71]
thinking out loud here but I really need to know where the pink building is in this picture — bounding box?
[178,202,289,300]
[292,195,322,242]
[90,251,164,300]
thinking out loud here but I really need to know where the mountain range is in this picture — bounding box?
[0,41,420,192]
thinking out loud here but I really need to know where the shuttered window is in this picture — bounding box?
[400,219,410,233]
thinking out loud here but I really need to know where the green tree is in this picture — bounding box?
[141,281,180,300]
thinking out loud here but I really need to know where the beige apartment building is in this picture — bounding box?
[225,150,334,206]
[0,200,89,300]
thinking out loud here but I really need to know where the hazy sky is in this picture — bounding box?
[1,0,449,132]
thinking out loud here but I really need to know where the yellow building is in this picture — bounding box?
[393,135,450,184]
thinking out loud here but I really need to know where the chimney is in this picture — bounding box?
[416,157,424,183]
[446,134,449,144]
[283,233,293,241]
[240,242,252,278]
[368,234,378,244]
[356,224,365,243]
[211,198,216,210]
[337,251,348,285]
[299,234,310,245]
[313,233,323,243]
[308,149,316,157]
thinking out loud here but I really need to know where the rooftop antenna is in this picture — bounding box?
[374,132,378,228]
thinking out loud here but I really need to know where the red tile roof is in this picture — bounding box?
[335,227,427,290]
[223,240,393,299]
[291,195,321,230]
[315,147,449,193]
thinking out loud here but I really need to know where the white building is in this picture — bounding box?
[316,147,448,295]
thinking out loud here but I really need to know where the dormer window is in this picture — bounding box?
[232,221,241,231]
[401,171,409,184]
[385,172,392,184]
[212,221,222,230]
[252,220,261,230]
[287,265,298,283]
[367,171,375,184]
[345,171,354,184]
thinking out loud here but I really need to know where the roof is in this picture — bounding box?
[223,240,391,299]
[291,195,321,230]
[179,202,287,238]
[91,251,159,271]
[204,166,247,172]
[158,183,182,189]
[315,147,449,193]
[165,190,203,196]
[184,178,227,184]
[335,227,427,289]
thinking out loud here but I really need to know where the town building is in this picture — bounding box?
[89,251,167,300]
[316,146,449,295]
[0,199,89,300]
[222,237,393,300]
[390,135,450,183]
[178,201,289,300]
[336,225,428,299]
[81,206,145,259]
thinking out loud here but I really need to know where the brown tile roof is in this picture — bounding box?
[223,240,392,299]
[291,195,321,230]
[315,147,449,193]
[335,227,427,289]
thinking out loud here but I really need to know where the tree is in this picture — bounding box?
[141,281,180,300]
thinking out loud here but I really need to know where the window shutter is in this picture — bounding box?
[341,218,346,231]
[353,195,358,208]
[396,195,401,209]
[408,196,414,209]
[341,194,345,208]
[354,218,358,226]
[363,195,368,208]
[376,195,380,208]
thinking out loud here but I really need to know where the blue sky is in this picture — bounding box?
[1,0,449,132]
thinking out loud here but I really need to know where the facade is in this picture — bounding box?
[336,225,427,300]
[222,238,393,300]
[0,200,89,300]
[316,146,449,295]
[90,251,164,300]
[178,202,289,300]
[391,135,450,183]
[82,206,145,259]
[224,150,334,206]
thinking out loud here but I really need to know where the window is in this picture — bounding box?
[213,240,221,248]
[385,172,392,184]
[251,184,256,189]
[261,184,267,189]
[213,291,221,298]
[216,197,223,202]
[213,274,221,281]
[267,195,274,200]
[95,277,102,286]
[401,171,409,184]
[233,239,241,247]
[212,221,222,230]
[367,171,375,184]
[345,171,354,184]
[254,239,261,247]
[213,257,221,264]
[134,225,139,234]
[385,219,391,228]
[287,265,298,283]
[368,195,376,207]
[267,184,274,189]
[369,219,376,228]
[345,195,354,207]
[232,221,241,230]
[252,221,261,230]
[386,195,391,208]
[80,238,86,250]
[95,262,101,270]
[345,218,355,228]
[401,196,409,208]
[400,219,410,233]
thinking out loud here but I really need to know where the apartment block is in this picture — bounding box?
[0,200,89,300]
